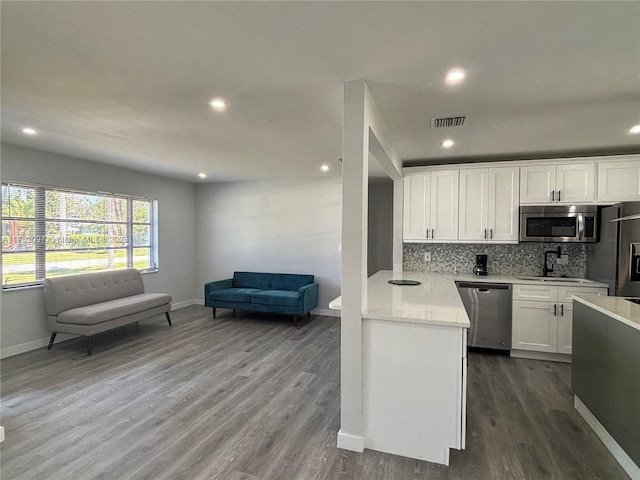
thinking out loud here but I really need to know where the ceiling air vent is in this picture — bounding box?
[431,115,467,128]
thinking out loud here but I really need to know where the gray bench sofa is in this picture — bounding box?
[43,269,172,355]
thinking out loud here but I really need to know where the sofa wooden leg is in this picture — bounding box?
[307,312,311,318]
[165,312,172,326]
[293,315,299,327]
[47,332,57,350]
[232,309,236,317]
[87,336,93,356]
[212,307,216,319]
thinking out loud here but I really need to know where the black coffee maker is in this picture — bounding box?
[473,254,488,276]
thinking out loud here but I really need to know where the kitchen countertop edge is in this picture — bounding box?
[573,295,640,331]
[328,271,609,329]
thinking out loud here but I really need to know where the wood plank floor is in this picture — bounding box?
[0,306,630,479]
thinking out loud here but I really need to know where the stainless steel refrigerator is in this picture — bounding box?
[586,202,640,297]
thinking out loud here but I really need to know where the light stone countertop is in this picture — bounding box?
[328,270,610,328]
[329,270,470,328]
[573,295,640,331]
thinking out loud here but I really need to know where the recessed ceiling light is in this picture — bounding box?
[630,124,640,134]
[320,164,330,172]
[209,98,228,112]
[441,139,454,149]
[197,173,207,179]
[21,127,38,136]
[445,69,466,85]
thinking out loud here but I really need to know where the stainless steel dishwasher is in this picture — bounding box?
[456,282,512,351]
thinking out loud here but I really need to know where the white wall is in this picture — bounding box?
[194,177,342,311]
[0,144,197,356]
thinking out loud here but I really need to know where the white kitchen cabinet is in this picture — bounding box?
[403,170,458,242]
[364,318,466,465]
[557,301,573,355]
[520,162,596,204]
[519,165,556,204]
[512,300,558,353]
[512,284,607,356]
[403,174,430,241]
[598,158,640,202]
[458,166,519,243]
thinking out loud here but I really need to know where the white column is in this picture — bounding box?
[337,80,368,451]
[338,80,401,452]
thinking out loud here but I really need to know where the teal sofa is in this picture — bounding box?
[204,271,319,326]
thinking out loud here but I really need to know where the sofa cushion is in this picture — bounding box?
[232,272,314,291]
[57,293,172,326]
[208,288,263,303]
[251,290,300,308]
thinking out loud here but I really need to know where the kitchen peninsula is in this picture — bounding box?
[329,270,470,465]
[572,295,640,479]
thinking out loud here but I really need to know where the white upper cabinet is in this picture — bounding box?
[519,165,556,204]
[429,170,459,241]
[555,163,597,203]
[520,162,596,204]
[598,158,640,202]
[459,166,519,243]
[403,171,458,242]
[403,174,430,241]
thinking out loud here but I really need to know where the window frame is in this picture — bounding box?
[2,181,159,290]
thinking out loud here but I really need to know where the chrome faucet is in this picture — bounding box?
[543,246,562,277]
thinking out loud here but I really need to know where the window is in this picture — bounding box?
[2,182,158,289]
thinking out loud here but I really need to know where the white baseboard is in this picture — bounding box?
[510,349,571,363]
[1,337,54,359]
[0,300,335,359]
[1,300,199,359]
[574,395,640,479]
[313,308,340,317]
[337,429,365,452]
[0,426,4,443]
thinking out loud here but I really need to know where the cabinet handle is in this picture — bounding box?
[560,304,564,316]
[558,190,561,202]
[490,229,493,239]
[553,304,557,316]
[484,228,487,239]
[426,228,429,239]
[551,190,555,201]
[432,229,435,238]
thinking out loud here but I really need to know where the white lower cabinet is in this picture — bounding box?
[512,300,558,352]
[557,302,573,355]
[512,284,607,356]
[363,318,466,465]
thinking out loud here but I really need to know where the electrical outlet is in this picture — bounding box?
[557,254,568,265]
[424,252,431,262]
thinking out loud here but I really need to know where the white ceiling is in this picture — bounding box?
[2,2,639,183]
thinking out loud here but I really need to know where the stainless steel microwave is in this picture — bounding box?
[519,205,598,243]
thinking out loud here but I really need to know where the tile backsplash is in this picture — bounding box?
[403,242,587,278]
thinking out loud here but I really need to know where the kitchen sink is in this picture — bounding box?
[514,275,596,284]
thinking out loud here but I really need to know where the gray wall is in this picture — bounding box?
[194,177,342,311]
[368,181,393,276]
[1,144,196,355]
